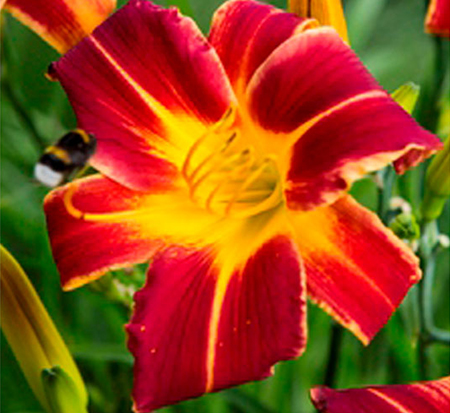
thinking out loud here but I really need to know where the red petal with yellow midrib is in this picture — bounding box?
[52,0,233,191]
[44,175,165,290]
[127,236,306,412]
[212,236,306,391]
[285,95,441,211]
[247,27,382,133]
[311,376,450,413]
[127,246,216,412]
[289,195,420,344]
[4,0,115,53]
[209,0,316,97]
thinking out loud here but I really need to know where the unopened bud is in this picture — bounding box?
[42,366,87,413]
[421,136,450,221]
[389,212,420,241]
[0,245,87,413]
[391,82,420,114]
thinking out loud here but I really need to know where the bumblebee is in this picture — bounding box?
[34,129,96,188]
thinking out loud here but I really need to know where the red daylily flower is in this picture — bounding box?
[311,376,450,413]
[425,0,450,37]
[2,0,116,53]
[38,0,443,410]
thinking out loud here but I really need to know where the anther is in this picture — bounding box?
[224,157,276,216]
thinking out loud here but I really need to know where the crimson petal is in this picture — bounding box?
[209,0,316,98]
[289,195,420,344]
[52,0,233,191]
[127,236,306,411]
[247,27,381,133]
[44,175,164,290]
[4,0,115,53]
[285,95,441,210]
[311,376,450,413]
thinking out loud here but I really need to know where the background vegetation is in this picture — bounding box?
[1,0,449,412]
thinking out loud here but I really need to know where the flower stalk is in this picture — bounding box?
[0,245,88,413]
[416,221,450,378]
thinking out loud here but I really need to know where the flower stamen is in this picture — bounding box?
[224,156,282,218]
[181,106,283,218]
[63,182,139,222]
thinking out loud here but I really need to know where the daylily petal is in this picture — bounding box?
[52,0,234,191]
[44,173,228,290]
[247,27,382,133]
[289,195,420,344]
[4,0,115,53]
[127,235,306,412]
[209,0,317,99]
[288,0,348,42]
[44,175,163,290]
[285,95,441,210]
[425,0,450,37]
[310,376,450,413]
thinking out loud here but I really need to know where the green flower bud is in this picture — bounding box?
[389,212,420,241]
[391,82,420,114]
[0,245,88,413]
[42,367,87,413]
[421,136,450,222]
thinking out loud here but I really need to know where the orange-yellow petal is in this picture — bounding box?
[4,0,116,53]
[288,0,348,42]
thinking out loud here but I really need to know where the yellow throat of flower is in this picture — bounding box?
[181,108,284,219]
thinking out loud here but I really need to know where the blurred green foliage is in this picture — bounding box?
[1,0,449,412]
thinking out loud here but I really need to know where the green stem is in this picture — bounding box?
[323,323,343,387]
[420,246,450,344]
[415,36,447,131]
[377,166,396,224]
[417,221,450,377]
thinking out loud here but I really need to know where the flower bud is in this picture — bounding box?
[391,82,420,114]
[0,245,87,413]
[389,212,420,241]
[421,136,450,221]
[42,366,87,413]
[288,0,348,42]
